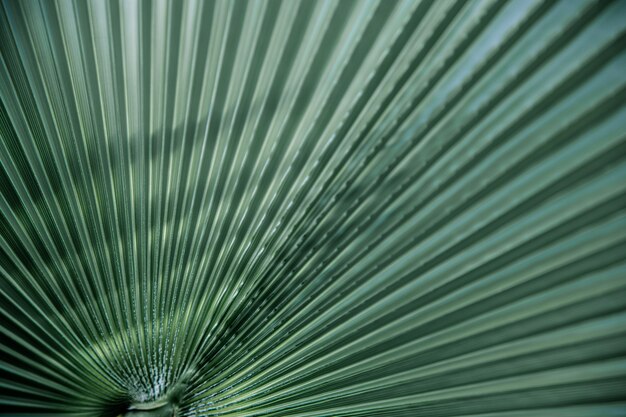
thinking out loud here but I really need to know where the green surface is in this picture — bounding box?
[1,0,626,415]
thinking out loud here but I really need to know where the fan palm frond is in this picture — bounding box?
[1,0,626,416]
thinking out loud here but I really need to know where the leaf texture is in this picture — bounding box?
[1,0,626,416]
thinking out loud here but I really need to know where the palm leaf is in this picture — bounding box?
[1,0,625,416]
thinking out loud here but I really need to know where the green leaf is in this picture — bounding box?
[1,0,625,416]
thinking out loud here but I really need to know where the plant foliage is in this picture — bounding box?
[1,0,626,416]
